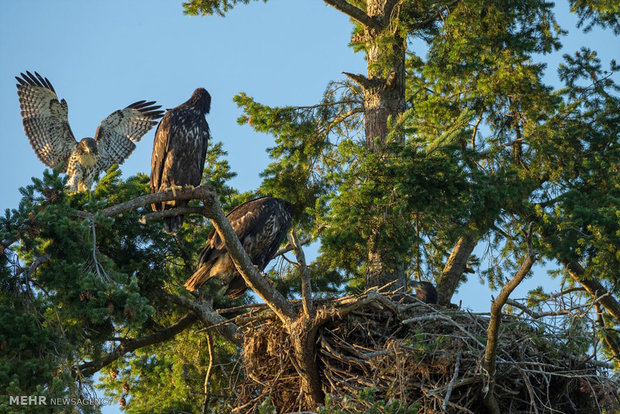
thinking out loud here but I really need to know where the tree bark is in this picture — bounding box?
[289,316,324,407]
[361,0,407,289]
[482,227,536,413]
[436,231,478,305]
[564,260,620,322]
[77,313,198,377]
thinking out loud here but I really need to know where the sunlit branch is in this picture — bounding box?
[323,0,379,30]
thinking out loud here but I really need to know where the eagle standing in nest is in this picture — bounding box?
[150,88,211,234]
[185,197,294,298]
[16,71,163,192]
[411,281,438,304]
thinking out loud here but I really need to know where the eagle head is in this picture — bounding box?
[188,88,211,115]
[77,138,98,167]
[410,280,438,304]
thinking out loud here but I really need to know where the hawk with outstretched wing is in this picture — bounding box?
[16,71,164,192]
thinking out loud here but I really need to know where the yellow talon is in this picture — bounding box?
[168,184,183,198]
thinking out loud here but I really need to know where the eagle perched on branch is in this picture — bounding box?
[150,88,211,234]
[16,71,163,192]
[185,197,294,298]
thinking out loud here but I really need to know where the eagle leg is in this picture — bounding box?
[166,184,184,199]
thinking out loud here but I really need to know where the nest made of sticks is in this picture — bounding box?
[233,292,619,413]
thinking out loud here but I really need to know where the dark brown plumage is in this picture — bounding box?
[150,88,211,234]
[411,281,438,304]
[185,197,294,298]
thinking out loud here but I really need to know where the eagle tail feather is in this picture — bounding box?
[184,265,213,292]
[163,215,184,234]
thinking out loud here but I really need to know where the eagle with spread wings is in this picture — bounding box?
[16,71,163,192]
[150,88,211,234]
[184,197,294,298]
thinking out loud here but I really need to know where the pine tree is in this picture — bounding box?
[1,1,618,412]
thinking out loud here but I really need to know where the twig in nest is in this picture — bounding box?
[443,349,462,410]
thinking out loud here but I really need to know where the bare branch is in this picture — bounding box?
[20,254,51,279]
[201,331,214,414]
[564,260,620,322]
[275,235,314,257]
[164,292,242,345]
[443,350,462,410]
[343,72,374,90]
[482,223,536,413]
[383,0,399,25]
[205,196,296,323]
[102,185,217,217]
[216,303,270,314]
[77,313,197,377]
[101,185,296,323]
[594,303,620,363]
[139,206,207,224]
[323,0,380,30]
[289,230,313,318]
[506,299,573,319]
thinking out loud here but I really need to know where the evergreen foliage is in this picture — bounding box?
[1,0,618,412]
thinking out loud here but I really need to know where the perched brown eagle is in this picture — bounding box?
[411,281,438,304]
[185,197,294,298]
[16,71,163,192]
[150,88,211,234]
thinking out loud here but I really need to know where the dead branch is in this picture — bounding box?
[77,313,197,377]
[201,331,214,414]
[204,195,296,323]
[19,254,51,279]
[289,230,313,318]
[163,292,242,346]
[102,185,217,217]
[238,290,617,413]
[275,233,316,258]
[139,206,206,223]
[442,349,462,410]
[482,223,536,414]
[99,184,296,325]
[564,259,620,322]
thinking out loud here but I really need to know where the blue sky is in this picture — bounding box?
[1,1,617,412]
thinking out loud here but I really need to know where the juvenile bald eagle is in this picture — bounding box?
[185,197,294,298]
[150,88,211,234]
[411,281,438,304]
[16,71,163,192]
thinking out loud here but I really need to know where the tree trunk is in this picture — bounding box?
[363,0,407,289]
[289,317,324,407]
[436,231,478,305]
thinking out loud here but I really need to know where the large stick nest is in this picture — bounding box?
[233,292,619,413]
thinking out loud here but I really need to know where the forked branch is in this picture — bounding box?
[98,185,296,324]
[482,223,536,413]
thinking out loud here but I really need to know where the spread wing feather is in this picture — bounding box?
[16,71,77,170]
[95,100,164,172]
